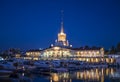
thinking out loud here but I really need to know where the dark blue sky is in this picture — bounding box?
[0,0,120,50]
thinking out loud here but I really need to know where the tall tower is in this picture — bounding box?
[58,22,66,41]
[58,10,66,42]
[53,10,70,47]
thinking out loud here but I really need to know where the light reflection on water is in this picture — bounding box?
[48,68,120,82]
[1,68,120,82]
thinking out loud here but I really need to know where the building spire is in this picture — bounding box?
[60,10,64,33]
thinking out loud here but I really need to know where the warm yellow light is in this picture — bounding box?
[86,58,89,62]
[97,51,99,54]
[52,73,59,82]
[96,58,98,62]
[53,47,60,50]
[81,51,83,54]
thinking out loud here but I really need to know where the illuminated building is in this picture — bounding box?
[40,20,73,59]
[26,49,41,60]
[40,21,105,62]
[73,47,104,62]
[40,46,74,60]
[25,18,115,63]
[15,54,21,58]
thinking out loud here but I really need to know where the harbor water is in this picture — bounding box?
[0,67,120,82]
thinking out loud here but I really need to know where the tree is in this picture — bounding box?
[117,42,120,52]
[104,49,109,55]
[84,45,89,49]
[110,46,116,54]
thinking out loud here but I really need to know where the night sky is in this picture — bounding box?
[0,0,120,50]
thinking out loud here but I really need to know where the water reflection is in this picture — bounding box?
[1,68,120,82]
[50,68,120,82]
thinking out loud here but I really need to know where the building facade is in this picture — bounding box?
[26,49,41,60]
[25,21,115,63]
